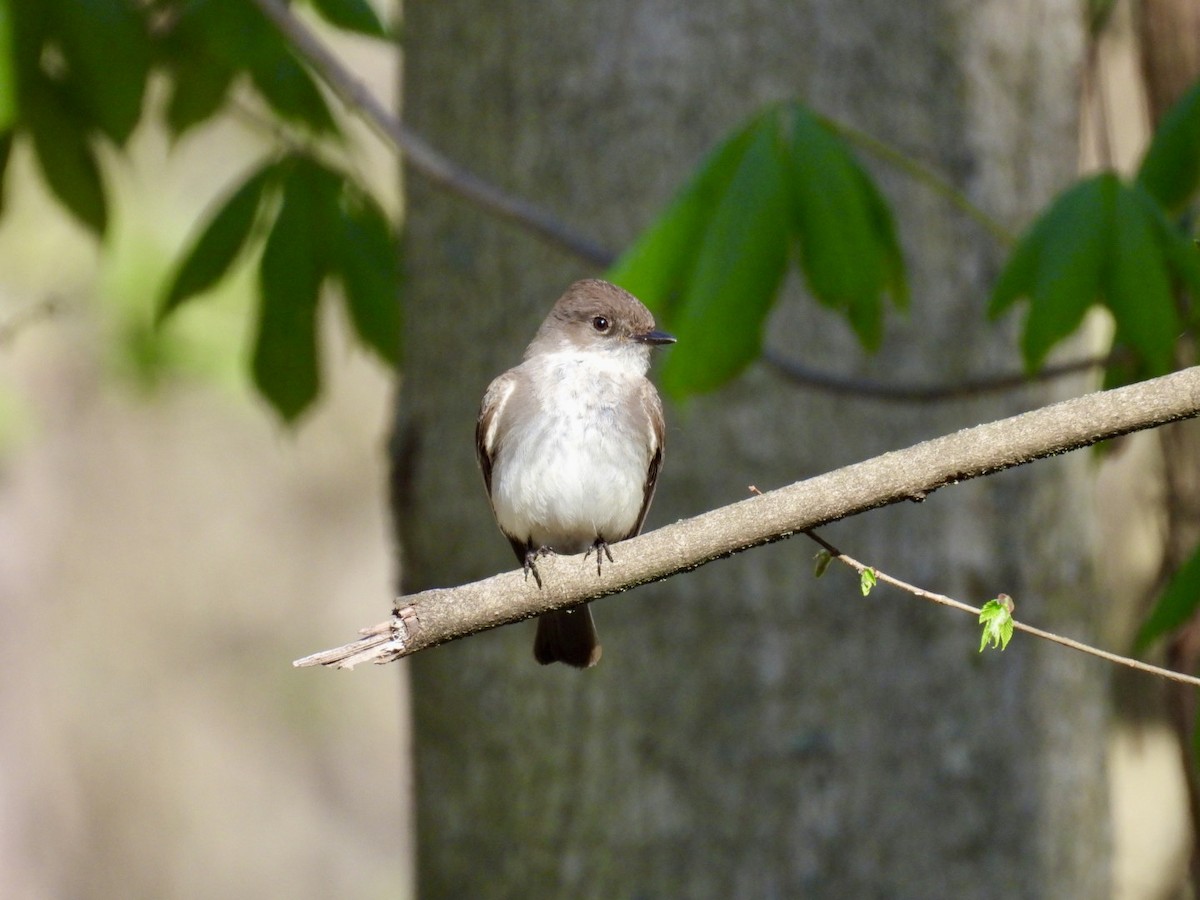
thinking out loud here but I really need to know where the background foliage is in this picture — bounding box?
[4,0,1200,894]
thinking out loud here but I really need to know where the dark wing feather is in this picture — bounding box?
[475,371,518,497]
[624,379,667,540]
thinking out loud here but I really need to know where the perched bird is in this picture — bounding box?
[476,279,675,667]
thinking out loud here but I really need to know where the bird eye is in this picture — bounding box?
[591,316,610,332]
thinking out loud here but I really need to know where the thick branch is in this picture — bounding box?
[296,366,1200,669]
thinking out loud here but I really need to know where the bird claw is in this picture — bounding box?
[585,539,614,576]
[523,546,555,588]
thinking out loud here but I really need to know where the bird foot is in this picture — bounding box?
[584,538,615,576]
[523,546,556,588]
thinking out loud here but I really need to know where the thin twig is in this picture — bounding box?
[803,530,1200,688]
[763,348,1115,402]
[248,0,614,267]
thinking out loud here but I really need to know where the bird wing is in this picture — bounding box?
[475,369,518,498]
[626,379,666,540]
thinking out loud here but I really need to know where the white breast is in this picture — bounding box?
[490,352,653,553]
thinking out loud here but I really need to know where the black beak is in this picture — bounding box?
[634,329,676,346]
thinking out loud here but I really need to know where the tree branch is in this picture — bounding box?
[295,365,1200,670]
[248,0,614,267]
[762,347,1117,402]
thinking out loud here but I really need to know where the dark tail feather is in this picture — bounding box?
[534,605,602,668]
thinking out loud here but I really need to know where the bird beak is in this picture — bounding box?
[634,329,676,346]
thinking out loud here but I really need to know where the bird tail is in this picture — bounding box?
[534,605,602,668]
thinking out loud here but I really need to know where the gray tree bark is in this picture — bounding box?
[395,1,1105,896]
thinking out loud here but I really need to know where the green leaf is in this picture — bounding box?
[786,106,906,348]
[1145,187,1200,320]
[860,567,877,596]
[1136,542,1200,652]
[1021,175,1114,369]
[607,120,761,321]
[609,104,905,398]
[989,204,1051,320]
[1137,80,1200,213]
[253,159,339,421]
[1107,183,1181,376]
[331,187,401,365]
[994,171,1200,381]
[48,0,150,145]
[990,175,1111,370]
[24,78,106,234]
[0,0,16,134]
[165,56,235,138]
[309,0,387,37]
[979,595,1015,652]
[661,116,790,395]
[250,52,337,134]
[160,161,280,319]
[182,0,279,70]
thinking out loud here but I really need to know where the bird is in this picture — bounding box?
[475,279,675,667]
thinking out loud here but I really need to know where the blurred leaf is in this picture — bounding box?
[609,103,905,397]
[24,77,106,234]
[661,115,790,396]
[309,0,387,37]
[0,0,15,133]
[1138,79,1200,213]
[1136,541,1200,652]
[332,186,401,365]
[786,106,907,348]
[160,161,280,319]
[607,121,760,321]
[992,173,1194,378]
[184,0,280,70]
[253,158,341,421]
[250,52,337,134]
[989,175,1109,369]
[1108,183,1181,376]
[48,0,150,145]
[993,170,1200,379]
[165,55,235,138]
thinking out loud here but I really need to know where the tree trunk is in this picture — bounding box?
[395,1,1105,896]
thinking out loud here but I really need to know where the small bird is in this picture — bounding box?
[476,279,675,667]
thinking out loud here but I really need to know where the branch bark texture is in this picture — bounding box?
[298,365,1200,668]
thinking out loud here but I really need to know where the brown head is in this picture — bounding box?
[525,279,675,361]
